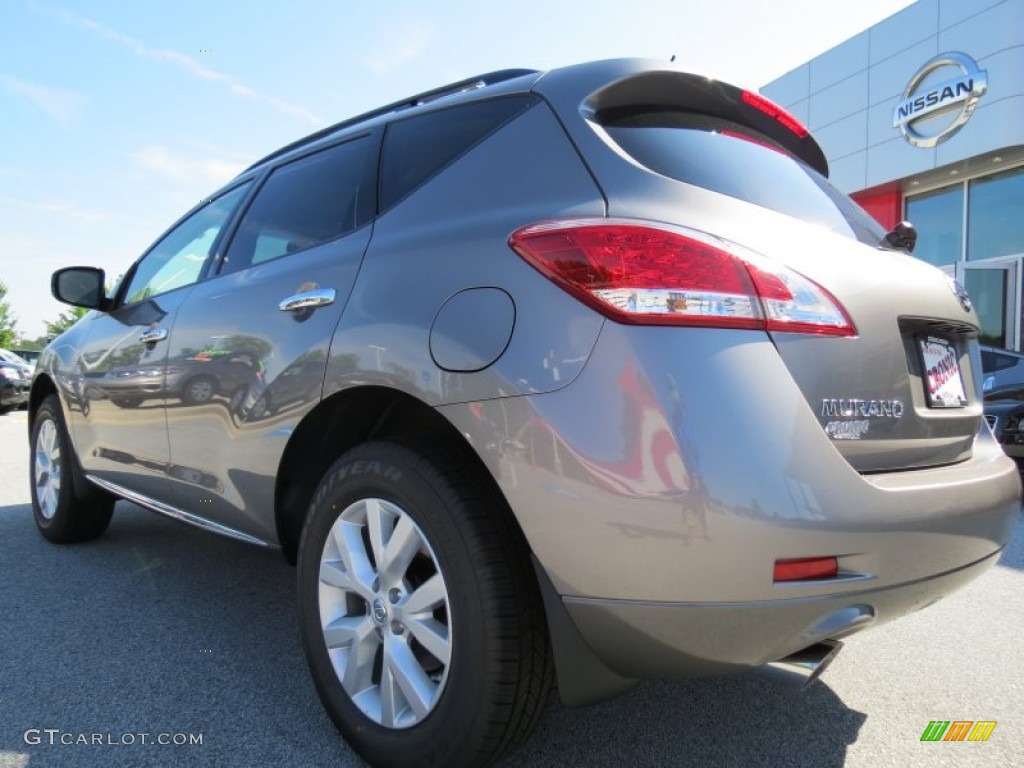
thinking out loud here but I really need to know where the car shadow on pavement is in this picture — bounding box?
[996,506,1024,572]
[0,501,360,768]
[2,500,865,767]
[508,670,864,767]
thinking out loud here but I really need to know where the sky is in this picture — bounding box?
[0,0,916,340]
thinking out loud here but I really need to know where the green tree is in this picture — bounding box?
[222,334,273,362]
[45,305,89,337]
[0,282,19,348]
[18,335,50,352]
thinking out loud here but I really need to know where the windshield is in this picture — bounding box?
[602,112,885,246]
[0,349,31,366]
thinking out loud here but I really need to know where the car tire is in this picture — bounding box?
[30,394,115,543]
[297,440,553,768]
[228,386,246,413]
[250,392,271,419]
[181,375,216,405]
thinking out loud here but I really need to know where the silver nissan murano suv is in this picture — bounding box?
[29,59,1020,767]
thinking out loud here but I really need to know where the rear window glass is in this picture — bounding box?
[601,112,885,246]
[985,386,1024,401]
[981,350,1020,372]
[380,95,536,211]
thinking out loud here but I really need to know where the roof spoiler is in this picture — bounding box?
[584,71,828,177]
[246,68,539,172]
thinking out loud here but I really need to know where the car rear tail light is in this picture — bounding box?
[743,253,856,336]
[773,557,838,582]
[509,219,855,336]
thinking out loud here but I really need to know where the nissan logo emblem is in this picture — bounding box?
[893,52,987,148]
[371,597,388,624]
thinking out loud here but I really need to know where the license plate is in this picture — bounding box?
[919,337,967,408]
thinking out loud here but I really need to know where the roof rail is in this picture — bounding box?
[245,68,539,172]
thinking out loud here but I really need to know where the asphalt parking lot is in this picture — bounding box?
[1,407,1021,767]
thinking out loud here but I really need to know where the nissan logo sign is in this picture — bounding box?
[893,52,987,148]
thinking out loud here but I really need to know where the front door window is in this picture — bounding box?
[121,184,250,305]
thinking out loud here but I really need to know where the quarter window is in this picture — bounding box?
[380,96,536,211]
[121,184,250,305]
[221,136,375,274]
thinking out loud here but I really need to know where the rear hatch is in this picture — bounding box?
[535,64,982,472]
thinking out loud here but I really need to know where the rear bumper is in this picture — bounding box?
[563,547,1002,678]
[439,321,1020,674]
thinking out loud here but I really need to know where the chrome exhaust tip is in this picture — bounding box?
[767,639,843,689]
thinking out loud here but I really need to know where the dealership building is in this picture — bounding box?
[762,0,1024,350]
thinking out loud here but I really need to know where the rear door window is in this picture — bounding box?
[380,95,536,211]
[220,135,376,274]
[601,112,885,246]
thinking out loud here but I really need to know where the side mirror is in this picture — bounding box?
[52,267,109,310]
[883,221,917,254]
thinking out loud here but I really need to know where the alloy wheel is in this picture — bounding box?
[318,497,452,729]
[187,378,214,403]
[34,418,61,520]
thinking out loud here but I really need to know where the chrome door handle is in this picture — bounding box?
[139,328,168,344]
[278,288,336,312]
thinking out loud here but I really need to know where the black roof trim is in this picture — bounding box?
[245,68,539,172]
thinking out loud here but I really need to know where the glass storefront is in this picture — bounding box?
[905,165,1024,266]
[963,268,1009,347]
[905,185,964,267]
[968,166,1024,261]
[906,165,1024,350]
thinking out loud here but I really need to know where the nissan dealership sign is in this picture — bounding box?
[893,52,988,148]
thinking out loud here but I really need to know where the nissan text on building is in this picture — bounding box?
[763,0,1024,352]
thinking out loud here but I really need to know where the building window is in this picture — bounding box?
[905,185,964,268]
[963,269,1008,347]
[968,166,1024,261]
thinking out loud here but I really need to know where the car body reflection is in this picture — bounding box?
[84,349,265,412]
[93,446,223,492]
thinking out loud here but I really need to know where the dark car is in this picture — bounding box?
[28,59,1020,768]
[0,349,31,414]
[983,385,1024,464]
[980,345,1024,393]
